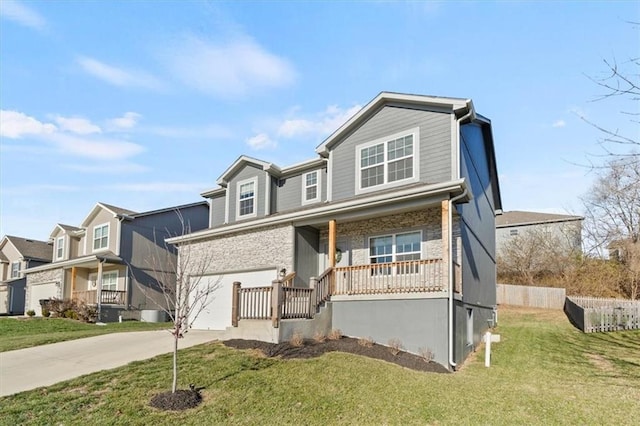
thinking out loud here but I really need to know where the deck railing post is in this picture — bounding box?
[271,280,282,328]
[309,281,316,317]
[231,281,241,327]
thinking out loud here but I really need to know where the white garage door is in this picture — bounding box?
[189,269,277,330]
[0,288,9,315]
[28,282,59,316]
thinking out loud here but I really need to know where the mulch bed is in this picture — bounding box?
[149,389,202,411]
[223,337,450,374]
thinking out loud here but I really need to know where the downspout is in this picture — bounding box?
[97,258,107,323]
[449,104,473,370]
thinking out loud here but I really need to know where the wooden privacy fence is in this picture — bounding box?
[496,284,566,309]
[565,296,640,333]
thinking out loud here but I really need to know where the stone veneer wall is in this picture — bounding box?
[24,268,64,311]
[319,208,461,265]
[184,223,295,275]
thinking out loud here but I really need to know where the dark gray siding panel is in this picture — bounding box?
[227,164,265,223]
[331,298,449,368]
[210,194,226,228]
[294,226,319,287]
[453,301,493,365]
[331,106,452,201]
[458,123,497,308]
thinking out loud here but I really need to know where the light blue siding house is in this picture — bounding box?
[171,92,502,370]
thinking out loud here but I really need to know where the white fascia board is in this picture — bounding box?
[280,157,326,175]
[167,179,467,245]
[201,187,226,198]
[24,255,100,273]
[216,155,282,186]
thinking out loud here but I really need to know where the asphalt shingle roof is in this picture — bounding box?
[496,211,583,228]
[4,236,53,262]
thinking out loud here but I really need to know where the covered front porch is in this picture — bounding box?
[61,254,128,307]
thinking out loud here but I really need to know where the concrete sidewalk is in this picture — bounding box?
[0,329,227,397]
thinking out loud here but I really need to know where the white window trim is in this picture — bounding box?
[55,236,65,260]
[301,170,321,205]
[236,177,258,220]
[10,261,21,279]
[368,230,424,264]
[89,271,119,291]
[92,222,110,252]
[355,127,420,194]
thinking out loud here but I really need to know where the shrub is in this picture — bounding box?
[26,309,35,317]
[418,347,434,363]
[327,329,342,340]
[388,338,404,356]
[289,332,304,347]
[76,301,98,323]
[41,308,51,318]
[64,309,78,320]
[313,331,327,343]
[47,298,76,318]
[358,337,374,348]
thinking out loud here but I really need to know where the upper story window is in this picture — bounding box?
[302,170,320,204]
[237,178,257,219]
[93,223,109,251]
[356,127,420,193]
[55,236,64,260]
[11,261,21,279]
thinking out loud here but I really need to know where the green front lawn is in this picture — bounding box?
[0,318,171,352]
[1,308,639,425]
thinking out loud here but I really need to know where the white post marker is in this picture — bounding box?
[485,331,492,367]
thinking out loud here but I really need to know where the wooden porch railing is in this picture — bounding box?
[281,272,296,287]
[333,259,444,295]
[314,267,333,308]
[73,290,127,305]
[453,261,462,294]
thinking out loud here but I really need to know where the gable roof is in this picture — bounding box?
[80,202,138,227]
[316,91,472,155]
[0,235,52,262]
[216,155,282,186]
[496,211,584,228]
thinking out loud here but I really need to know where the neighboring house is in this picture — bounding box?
[496,211,583,257]
[24,201,209,320]
[169,91,502,370]
[0,236,52,315]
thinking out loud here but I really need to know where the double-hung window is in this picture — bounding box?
[102,271,118,291]
[369,231,422,275]
[237,178,257,219]
[302,170,320,204]
[93,223,109,251]
[10,261,21,279]
[357,128,419,193]
[56,236,64,260]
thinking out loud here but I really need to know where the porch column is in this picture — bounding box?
[328,219,337,268]
[441,200,450,291]
[71,267,77,294]
[97,260,103,318]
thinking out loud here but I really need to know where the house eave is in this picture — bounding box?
[168,179,468,245]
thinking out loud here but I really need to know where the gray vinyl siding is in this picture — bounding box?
[496,221,582,257]
[227,164,266,223]
[294,226,320,287]
[457,122,497,309]
[276,167,327,213]
[331,105,452,201]
[210,194,226,228]
[120,204,209,310]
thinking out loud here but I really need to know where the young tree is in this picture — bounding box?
[135,211,219,394]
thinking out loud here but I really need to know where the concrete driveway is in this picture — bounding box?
[0,329,226,397]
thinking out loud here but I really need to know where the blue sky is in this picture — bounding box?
[1,1,638,241]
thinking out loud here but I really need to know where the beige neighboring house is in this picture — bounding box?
[24,201,209,320]
[0,236,53,315]
[496,211,583,256]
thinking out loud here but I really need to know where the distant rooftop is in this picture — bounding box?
[496,211,583,228]
[3,235,52,262]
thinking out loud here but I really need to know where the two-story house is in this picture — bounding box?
[24,201,209,320]
[169,92,502,370]
[0,236,52,315]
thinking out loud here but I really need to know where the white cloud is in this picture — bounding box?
[77,56,163,90]
[552,120,566,128]
[64,162,149,174]
[54,116,102,135]
[0,0,46,31]
[1,109,144,161]
[246,133,277,150]
[277,104,362,139]
[0,110,57,138]
[49,133,144,160]
[163,35,296,97]
[146,124,233,139]
[105,182,206,192]
[107,112,142,130]
[1,184,80,196]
